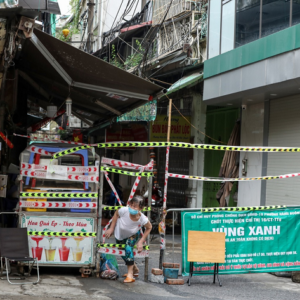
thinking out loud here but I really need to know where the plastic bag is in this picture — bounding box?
[100,253,120,280]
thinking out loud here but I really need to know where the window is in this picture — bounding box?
[292,1,300,25]
[208,0,222,58]
[261,0,290,37]
[235,0,260,47]
[221,0,235,53]
[209,0,299,55]
[131,38,143,55]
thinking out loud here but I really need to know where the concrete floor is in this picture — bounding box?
[0,235,299,300]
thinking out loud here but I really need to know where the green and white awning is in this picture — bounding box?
[167,73,203,95]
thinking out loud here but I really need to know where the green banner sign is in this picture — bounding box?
[181,207,300,276]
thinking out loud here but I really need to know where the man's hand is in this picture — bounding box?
[105,228,113,239]
[136,241,143,253]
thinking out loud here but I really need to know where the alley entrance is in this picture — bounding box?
[203,107,240,207]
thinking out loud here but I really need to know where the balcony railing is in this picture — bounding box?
[153,0,202,26]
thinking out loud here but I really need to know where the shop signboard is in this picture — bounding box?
[181,207,300,275]
[150,115,191,142]
[105,123,148,150]
[21,216,94,265]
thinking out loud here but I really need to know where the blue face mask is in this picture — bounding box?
[128,207,139,215]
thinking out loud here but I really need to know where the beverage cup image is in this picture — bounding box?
[72,247,84,262]
[45,247,57,261]
[32,246,44,261]
[59,247,70,261]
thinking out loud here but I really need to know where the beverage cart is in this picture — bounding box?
[18,141,100,270]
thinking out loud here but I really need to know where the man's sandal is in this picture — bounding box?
[124,277,135,283]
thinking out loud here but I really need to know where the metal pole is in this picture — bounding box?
[96,165,104,277]
[159,99,172,269]
[87,0,95,53]
[172,211,174,264]
[97,0,103,50]
[144,174,153,282]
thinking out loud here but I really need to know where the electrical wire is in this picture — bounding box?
[164,94,226,145]
[116,0,140,56]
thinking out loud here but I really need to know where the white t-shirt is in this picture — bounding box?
[114,207,148,240]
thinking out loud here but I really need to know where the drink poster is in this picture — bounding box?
[21,216,95,265]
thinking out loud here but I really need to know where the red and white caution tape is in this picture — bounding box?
[27,146,52,156]
[19,201,97,209]
[67,174,99,182]
[20,170,47,179]
[103,170,123,206]
[102,157,143,170]
[145,160,154,171]
[127,161,154,201]
[102,218,113,243]
[20,169,99,182]
[101,157,153,171]
[0,131,14,149]
[21,163,47,171]
[98,247,149,258]
[128,175,142,201]
[21,163,98,174]
[168,172,300,181]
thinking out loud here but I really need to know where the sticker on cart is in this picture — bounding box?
[47,165,68,180]
[21,216,95,265]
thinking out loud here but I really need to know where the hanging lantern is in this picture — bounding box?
[66,97,72,116]
[62,29,70,38]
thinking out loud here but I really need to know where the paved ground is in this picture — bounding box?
[1,234,300,300]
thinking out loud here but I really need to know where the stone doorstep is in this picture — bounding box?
[292,271,300,283]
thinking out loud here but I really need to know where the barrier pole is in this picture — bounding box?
[159,99,172,269]
[144,175,153,282]
[96,168,104,276]
[172,211,174,263]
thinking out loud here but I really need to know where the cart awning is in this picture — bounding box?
[18,29,162,125]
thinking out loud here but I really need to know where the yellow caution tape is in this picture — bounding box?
[101,166,153,177]
[52,142,300,160]
[103,206,151,211]
[169,173,300,181]
[28,231,96,237]
[97,243,149,250]
[98,142,300,152]
[201,205,286,212]
[52,145,92,159]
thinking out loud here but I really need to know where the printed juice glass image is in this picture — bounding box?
[72,236,84,262]
[59,237,70,261]
[59,247,70,261]
[45,247,57,261]
[31,236,44,261]
[72,247,83,262]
